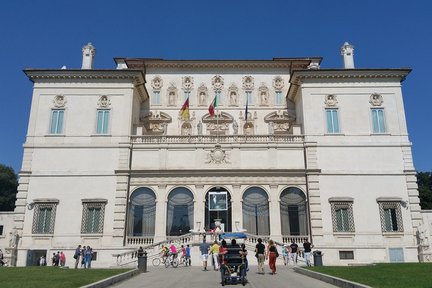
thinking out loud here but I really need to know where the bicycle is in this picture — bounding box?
[152,254,168,267]
[164,253,179,268]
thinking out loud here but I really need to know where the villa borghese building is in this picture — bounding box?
[9,43,422,266]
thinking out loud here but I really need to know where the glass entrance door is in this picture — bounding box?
[205,187,232,232]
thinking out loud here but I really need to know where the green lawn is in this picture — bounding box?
[0,267,132,288]
[308,263,432,288]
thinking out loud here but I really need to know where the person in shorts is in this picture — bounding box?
[199,237,210,271]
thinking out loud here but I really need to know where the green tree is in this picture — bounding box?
[0,164,18,211]
[417,172,432,210]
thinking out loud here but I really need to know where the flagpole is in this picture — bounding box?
[216,92,219,144]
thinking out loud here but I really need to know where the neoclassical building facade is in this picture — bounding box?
[4,43,425,266]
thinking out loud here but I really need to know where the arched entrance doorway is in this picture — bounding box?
[166,187,194,236]
[205,187,232,232]
[128,187,156,236]
[242,187,270,235]
[280,187,308,236]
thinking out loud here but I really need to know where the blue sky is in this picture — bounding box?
[0,0,431,173]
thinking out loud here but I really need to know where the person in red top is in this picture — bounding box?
[219,240,229,279]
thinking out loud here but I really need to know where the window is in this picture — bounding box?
[371,108,386,133]
[246,91,253,105]
[326,109,340,133]
[96,110,110,134]
[184,91,190,101]
[32,202,58,234]
[50,109,64,134]
[339,251,354,260]
[330,201,354,232]
[378,202,403,232]
[0,225,3,235]
[152,91,161,105]
[275,91,283,105]
[216,91,222,106]
[81,200,107,234]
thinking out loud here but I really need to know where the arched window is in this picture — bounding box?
[128,188,156,237]
[242,187,270,235]
[280,187,308,236]
[167,187,194,236]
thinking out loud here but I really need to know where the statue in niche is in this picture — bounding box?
[261,91,268,105]
[199,92,206,105]
[233,120,238,135]
[168,91,176,105]
[230,91,237,105]
[197,121,203,135]
[244,123,253,135]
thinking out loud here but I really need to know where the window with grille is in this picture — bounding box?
[330,201,354,232]
[50,109,64,134]
[32,202,58,234]
[378,202,403,232]
[81,201,106,234]
[339,251,354,260]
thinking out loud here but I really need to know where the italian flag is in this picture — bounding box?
[208,95,217,117]
[179,97,190,120]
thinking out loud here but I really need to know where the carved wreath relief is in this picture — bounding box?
[272,76,284,91]
[242,76,254,91]
[182,76,194,91]
[212,75,224,91]
[98,95,111,108]
[206,144,231,164]
[53,95,66,108]
[151,76,163,90]
[369,93,383,106]
[325,94,338,107]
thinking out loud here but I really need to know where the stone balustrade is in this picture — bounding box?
[131,135,304,144]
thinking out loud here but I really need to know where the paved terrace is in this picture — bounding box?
[113,265,337,288]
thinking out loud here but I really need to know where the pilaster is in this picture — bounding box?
[269,184,282,241]
[154,184,167,242]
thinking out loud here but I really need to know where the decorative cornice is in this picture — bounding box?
[24,69,146,82]
[287,68,411,101]
[122,58,321,70]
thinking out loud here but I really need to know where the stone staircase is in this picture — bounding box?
[113,233,307,267]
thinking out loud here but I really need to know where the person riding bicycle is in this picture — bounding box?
[169,244,178,261]
[160,245,169,262]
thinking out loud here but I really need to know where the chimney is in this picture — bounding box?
[340,42,354,69]
[81,43,96,69]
